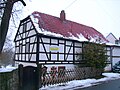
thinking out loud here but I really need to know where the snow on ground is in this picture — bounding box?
[0,65,17,72]
[40,73,120,90]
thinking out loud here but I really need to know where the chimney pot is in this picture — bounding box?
[60,10,66,21]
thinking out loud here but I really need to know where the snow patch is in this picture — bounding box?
[0,65,17,72]
[102,73,120,78]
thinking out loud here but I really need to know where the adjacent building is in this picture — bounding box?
[106,33,120,44]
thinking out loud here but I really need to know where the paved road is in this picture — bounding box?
[74,79,120,90]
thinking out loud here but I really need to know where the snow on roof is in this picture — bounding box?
[106,42,120,47]
[30,11,107,42]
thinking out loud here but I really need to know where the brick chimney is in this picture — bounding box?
[60,10,66,21]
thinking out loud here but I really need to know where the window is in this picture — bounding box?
[26,42,30,53]
[19,44,22,53]
[115,40,118,44]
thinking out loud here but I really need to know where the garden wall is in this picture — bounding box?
[0,69,19,90]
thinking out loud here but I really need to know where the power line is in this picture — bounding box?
[95,0,120,24]
[64,0,78,10]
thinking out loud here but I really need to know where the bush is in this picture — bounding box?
[77,42,107,69]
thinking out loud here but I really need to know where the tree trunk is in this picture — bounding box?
[0,0,26,53]
[0,0,13,53]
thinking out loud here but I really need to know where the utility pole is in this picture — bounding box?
[0,0,26,53]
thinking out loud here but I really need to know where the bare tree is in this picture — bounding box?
[0,0,27,66]
[0,0,26,53]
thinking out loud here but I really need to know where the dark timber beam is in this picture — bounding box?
[0,0,26,53]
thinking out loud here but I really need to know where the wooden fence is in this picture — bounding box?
[0,69,18,90]
[0,66,102,90]
[41,67,102,87]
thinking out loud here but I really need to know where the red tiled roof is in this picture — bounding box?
[32,11,107,42]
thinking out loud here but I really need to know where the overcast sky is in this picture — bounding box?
[21,0,120,39]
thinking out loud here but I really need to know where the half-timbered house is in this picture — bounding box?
[14,10,107,68]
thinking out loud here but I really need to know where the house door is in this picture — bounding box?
[22,66,37,90]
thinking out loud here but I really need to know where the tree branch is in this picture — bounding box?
[19,0,26,6]
[13,0,26,6]
[0,0,26,53]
